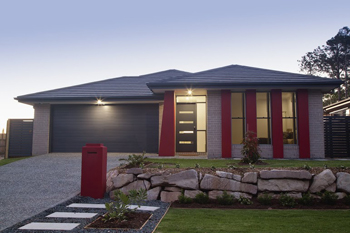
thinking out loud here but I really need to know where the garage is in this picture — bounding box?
[50,104,159,153]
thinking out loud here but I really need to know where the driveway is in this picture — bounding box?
[0,153,127,231]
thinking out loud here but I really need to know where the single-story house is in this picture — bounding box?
[16,65,342,159]
[323,97,350,116]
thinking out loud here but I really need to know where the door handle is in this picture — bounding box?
[194,126,196,129]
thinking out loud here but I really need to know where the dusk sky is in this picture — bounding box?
[1,0,349,131]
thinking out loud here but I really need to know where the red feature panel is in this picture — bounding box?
[271,90,284,158]
[297,89,310,158]
[245,90,257,134]
[159,91,175,156]
[221,90,232,158]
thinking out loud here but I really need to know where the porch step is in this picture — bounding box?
[46,212,98,218]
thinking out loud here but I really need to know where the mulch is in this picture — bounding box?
[86,212,152,229]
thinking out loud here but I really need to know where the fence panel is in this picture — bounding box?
[324,116,350,158]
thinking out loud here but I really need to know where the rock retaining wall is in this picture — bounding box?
[106,169,350,202]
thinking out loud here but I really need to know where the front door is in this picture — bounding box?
[176,104,196,152]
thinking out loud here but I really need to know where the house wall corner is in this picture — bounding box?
[32,104,51,155]
[309,90,325,158]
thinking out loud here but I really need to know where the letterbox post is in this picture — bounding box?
[81,143,107,199]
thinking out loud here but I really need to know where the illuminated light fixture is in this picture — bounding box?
[97,99,104,105]
[187,90,192,95]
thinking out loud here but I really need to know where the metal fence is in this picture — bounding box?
[324,116,350,158]
[0,133,6,155]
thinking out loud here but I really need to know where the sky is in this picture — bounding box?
[0,0,349,132]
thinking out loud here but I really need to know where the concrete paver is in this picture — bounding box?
[0,153,126,231]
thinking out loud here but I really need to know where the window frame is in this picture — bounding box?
[282,92,298,144]
[256,92,271,144]
[231,92,245,144]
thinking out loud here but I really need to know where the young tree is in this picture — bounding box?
[299,26,350,102]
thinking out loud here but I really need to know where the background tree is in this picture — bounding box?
[299,26,350,104]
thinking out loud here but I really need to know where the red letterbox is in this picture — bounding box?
[81,143,107,199]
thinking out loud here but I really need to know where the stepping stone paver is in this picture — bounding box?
[19,222,80,231]
[46,212,98,218]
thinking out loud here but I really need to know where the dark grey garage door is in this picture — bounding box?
[50,104,159,153]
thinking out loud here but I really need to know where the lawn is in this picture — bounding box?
[155,208,350,233]
[0,157,28,166]
[146,158,350,168]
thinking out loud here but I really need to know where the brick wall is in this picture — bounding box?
[32,104,50,155]
[284,145,299,159]
[308,90,325,158]
[207,91,221,158]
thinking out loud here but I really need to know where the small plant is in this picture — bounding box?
[249,163,255,169]
[344,194,350,206]
[227,165,237,169]
[238,196,253,205]
[323,164,328,169]
[257,193,272,205]
[241,131,261,164]
[211,166,216,170]
[216,191,236,205]
[119,151,147,168]
[158,164,164,169]
[193,192,209,204]
[302,164,311,170]
[299,192,314,206]
[321,191,337,205]
[175,164,180,168]
[178,194,193,204]
[195,163,200,168]
[279,194,297,208]
[104,189,147,222]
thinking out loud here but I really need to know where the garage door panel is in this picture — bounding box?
[51,104,159,153]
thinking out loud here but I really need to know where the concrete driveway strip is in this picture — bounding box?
[0,153,126,231]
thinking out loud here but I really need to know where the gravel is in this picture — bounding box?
[2,195,170,233]
[0,153,129,231]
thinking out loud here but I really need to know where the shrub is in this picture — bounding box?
[344,194,350,206]
[216,191,236,205]
[194,193,209,204]
[175,164,180,168]
[299,192,314,206]
[321,191,337,205]
[302,164,311,170]
[158,164,164,169]
[279,194,297,208]
[238,196,253,205]
[257,193,272,205]
[211,166,216,170]
[104,189,147,222]
[119,151,147,168]
[178,194,193,204]
[195,163,200,168]
[241,131,261,164]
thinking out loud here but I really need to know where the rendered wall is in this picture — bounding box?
[32,104,50,155]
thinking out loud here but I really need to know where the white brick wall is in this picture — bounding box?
[308,90,325,158]
[260,145,273,158]
[284,145,300,159]
[207,91,222,158]
[32,104,50,155]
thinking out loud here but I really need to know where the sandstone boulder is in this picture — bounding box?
[242,172,258,184]
[120,180,151,194]
[160,191,181,202]
[112,174,134,189]
[167,169,199,189]
[164,186,182,192]
[106,169,119,192]
[335,192,347,199]
[325,183,337,192]
[309,169,336,193]
[216,171,242,181]
[126,168,143,175]
[184,190,204,198]
[258,179,309,192]
[150,175,167,187]
[137,173,157,180]
[260,170,312,180]
[147,187,161,200]
[336,172,350,193]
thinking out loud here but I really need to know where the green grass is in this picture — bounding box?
[146,158,350,168]
[0,157,28,166]
[155,209,350,233]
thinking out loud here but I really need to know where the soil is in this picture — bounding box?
[171,197,350,210]
[87,212,152,229]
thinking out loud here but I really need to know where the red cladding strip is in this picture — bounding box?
[297,89,310,158]
[245,90,257,134]
[221,90,232,158]
[159,91,175,156]
[271,90,284,158]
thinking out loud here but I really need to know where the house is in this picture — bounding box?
[16,65,342,159]
[323,97,350,116]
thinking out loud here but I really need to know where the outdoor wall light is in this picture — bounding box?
[97,99,104,105]
[187,89,193,95]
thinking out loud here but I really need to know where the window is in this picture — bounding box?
[256,92,271,144]
[282,92,297,144]
[231,93,245,144]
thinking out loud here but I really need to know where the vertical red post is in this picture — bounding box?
[271,90,284,158]
[297,89,310,158]
[245,90,257,134]
[159,91,175,156]
[221,90,232,158]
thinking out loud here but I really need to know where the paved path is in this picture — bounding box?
[0,153,127,231]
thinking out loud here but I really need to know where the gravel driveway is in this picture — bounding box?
[0,153,127,231]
